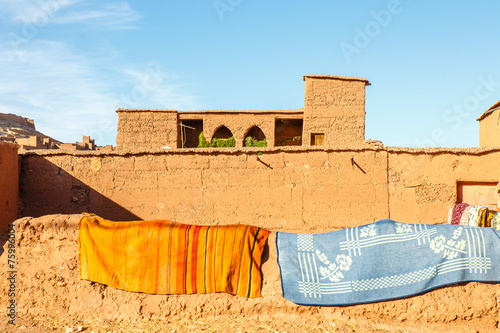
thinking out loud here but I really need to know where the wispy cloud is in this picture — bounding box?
[52,2,143,28]
[0,0,83,24]
[0,0,141,28]
[119,67,201,111]
[0,40,114,143]
[0,40,200,145]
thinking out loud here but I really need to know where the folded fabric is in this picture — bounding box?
[477,207,489,228]
[79,214,270,298]
[450,203,469,225]
[468,206,488,227]
[447,207,453,224]
[459,206,472,226]
[276,219,500,306]
[492,212,500,231]
[485,210,496,228]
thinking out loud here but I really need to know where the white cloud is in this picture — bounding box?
[0,0,83,24]
[118,66,202,111]
[0,40,200,146]
[0,40,115,144]
[0,0,141,28]
[52,2,142,28]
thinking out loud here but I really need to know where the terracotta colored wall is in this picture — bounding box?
[0,142,19,232]
[479,110,500,147]
[388,148,500,224]
[303,77,367,146]
[19,148,389,230]
[116,110,179,150]
[19,147,500,229]
[184,112,279,148]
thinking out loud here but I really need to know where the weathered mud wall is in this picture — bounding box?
[116,110,179,150]
[0,142,18,233]
[479,109,500,148]
[303,76,368,147]
[19,147,390,230]
[388,148,500,224]
[1,214,499,332]
[19,147,500,229]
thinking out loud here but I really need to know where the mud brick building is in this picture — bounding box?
[477,100,500,147]
[116,75,371,150]
[2,74,500,332]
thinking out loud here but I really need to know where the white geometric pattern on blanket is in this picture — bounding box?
[353,266,437,291]
[295,224,493,298]
[436,228,491,275]
[297,251,322,298]
[340,224,437,257]
[299,281,352,295]
[297,234,314,251]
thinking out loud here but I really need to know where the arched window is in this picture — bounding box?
[244,126,267,147]
[212,126,233,140]
[199,125,235,147]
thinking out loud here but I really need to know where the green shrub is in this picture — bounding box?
[244,136,267,147]
[198,131,235,148]
[276,136,301,146]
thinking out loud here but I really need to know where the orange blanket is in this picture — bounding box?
[78,214,270,298]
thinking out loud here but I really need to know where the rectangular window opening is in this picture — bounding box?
[311,133,325,146]
[275,118,303,146]
[180,120,203,148]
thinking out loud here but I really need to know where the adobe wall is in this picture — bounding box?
[116,110,179,150]
[303,76,368,146]
[8,148,500,331]
[0,142,19,233]
[2,214,499,332]
[179,111,302,148]
[388,148,500,224]
[19,147,390,230]
[18,147,500,228]
[479,110,500,147]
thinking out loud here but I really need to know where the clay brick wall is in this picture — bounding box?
[116,110,178,150]
[303,75,368,147]
[19,147,500,229]
[19,148,389,230]
[182,112,290,148]
[0,142,19,232]
[388,148,500,224]
[478,109,500,147]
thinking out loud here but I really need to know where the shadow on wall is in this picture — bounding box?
[20,158,140,221]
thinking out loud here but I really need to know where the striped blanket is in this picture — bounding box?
[78,214,270,298]
[276,219,500,306]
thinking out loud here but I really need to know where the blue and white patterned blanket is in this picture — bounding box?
[276,219,500,306]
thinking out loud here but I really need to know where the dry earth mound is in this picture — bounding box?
[1,214,499,332]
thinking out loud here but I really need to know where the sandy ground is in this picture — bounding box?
[3,314,405,333]
[2,215,499,333]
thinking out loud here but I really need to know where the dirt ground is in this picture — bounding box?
[3,313,407,333]
[1,214,499,333]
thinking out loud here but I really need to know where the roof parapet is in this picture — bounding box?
[303,74,371,86]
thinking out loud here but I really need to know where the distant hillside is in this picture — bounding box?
[0,113,61,149]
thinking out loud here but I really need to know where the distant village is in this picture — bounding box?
[0,113,114,151]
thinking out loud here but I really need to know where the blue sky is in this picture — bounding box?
[1,0,499,147]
